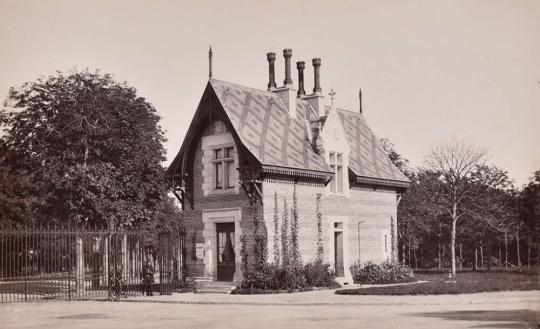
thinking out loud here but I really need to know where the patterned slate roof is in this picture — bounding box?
[210,79,331,173]
[336,109,409,183]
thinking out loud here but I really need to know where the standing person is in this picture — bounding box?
[142,261,154,296]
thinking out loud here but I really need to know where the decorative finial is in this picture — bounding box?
[208,46,213,80]
[359,88,363,113]
[329,88,336,107]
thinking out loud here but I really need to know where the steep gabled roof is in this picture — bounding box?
[336,109,410,186]
[210,79,331,173]
[167,78,409,189]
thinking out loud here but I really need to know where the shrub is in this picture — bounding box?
[273,264,308,291]
[240,263,308,291]
[350,261,415,284]
[304,260,341,288]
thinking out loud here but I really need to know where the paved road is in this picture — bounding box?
[1,291,538,329]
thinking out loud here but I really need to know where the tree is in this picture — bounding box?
[379,137,412,178]
[0,70,168,228]
[425,139,487,278]
[398,170,443,267]
[519,170,540,266]
[466,165,517,270]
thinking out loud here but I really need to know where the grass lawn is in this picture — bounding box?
[336,268,540,295]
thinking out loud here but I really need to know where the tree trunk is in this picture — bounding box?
[408,235,411,266]
[516,228,521,267]
[402,243,406,265]
[450,216,457,277]
[474,248,478,271]
[527,238,531,269]
[504,231,508,269]
[442,246,446,269]
[498,243,502,267]
[438,240,442,269]
[480,245,484,269]
[487,240,492,271]
[459,243,462,270]
[414,248,418,268]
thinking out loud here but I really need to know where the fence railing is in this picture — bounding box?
[0,226,184,302]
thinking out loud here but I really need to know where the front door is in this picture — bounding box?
[216,222,235,281]
[334,231,344,277]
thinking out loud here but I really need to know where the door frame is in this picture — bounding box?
[328,216,351,280]
[202,208,242,281]
[216,222,236,281]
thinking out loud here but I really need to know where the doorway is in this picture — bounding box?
[216,222,235,281]
[334,224,344,277]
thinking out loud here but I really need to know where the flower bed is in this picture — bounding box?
[350,261,415,284]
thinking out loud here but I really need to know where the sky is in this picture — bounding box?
[1,0,539,186]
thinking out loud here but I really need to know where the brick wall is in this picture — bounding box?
[181,121,259,279]
[262,179,397,280]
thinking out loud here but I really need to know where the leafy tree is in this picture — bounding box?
[379,137,412,178]
[398,170,443,267]
[519,170,540,265]
[424,139,487,277]
[466,165,517,269]
[0,70,168,228]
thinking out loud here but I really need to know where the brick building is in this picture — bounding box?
[166,48,409,283]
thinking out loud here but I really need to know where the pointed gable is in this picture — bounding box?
[336,109,409,185]
[210,79,331,173]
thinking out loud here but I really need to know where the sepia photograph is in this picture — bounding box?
[0,0,539,328]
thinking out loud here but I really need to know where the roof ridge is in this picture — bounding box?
[210,78,314,108]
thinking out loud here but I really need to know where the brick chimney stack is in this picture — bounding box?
[267,52,277,90]
[296,61,306,98]
[312,58,322,94]
[283,49,293,87]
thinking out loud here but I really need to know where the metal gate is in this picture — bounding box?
[0,226,184,303]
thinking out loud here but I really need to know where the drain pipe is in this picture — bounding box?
[357,220,365,265]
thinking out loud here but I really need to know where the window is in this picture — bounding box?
[329,152,344,194]
[212,146,235,190]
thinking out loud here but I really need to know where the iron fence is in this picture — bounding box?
[0,226,185,302]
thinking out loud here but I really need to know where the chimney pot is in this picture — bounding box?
[283,49,293,86]
[267,52,277,90]
[296,61,306,98]
[312,58,322,93]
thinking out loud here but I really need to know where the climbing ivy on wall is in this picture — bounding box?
[273,191,280,266]
[290,183,301,266]
[315,193,323,261]
[281,198,290,267]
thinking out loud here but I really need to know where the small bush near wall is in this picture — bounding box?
[304,260,341,288]
[350,261,415,284]
[235,261,339,293]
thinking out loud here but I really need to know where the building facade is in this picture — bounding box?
[166,49,409,283]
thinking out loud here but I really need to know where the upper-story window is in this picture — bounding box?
[329,152,344,194]
[212,146,235,190]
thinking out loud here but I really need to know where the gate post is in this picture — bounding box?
[102,236,109,287]
[76,236,84,291]
[121,234,128,281]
